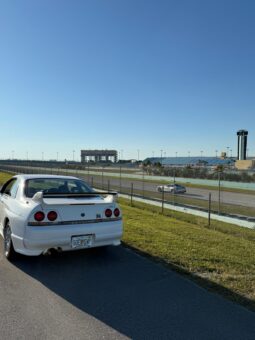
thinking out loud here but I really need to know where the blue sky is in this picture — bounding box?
[0,0,254,161]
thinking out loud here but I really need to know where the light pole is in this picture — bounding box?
[230,149,232,158]
[215,150,218,158]
[200,150,203,157]
[175,152,177,158]
[226,147,230,158]
[160,149,163,164]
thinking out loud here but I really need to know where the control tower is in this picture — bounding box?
[237,130,248,160]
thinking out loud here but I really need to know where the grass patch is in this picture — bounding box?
[0,171,13,185]
[119,197,255,310]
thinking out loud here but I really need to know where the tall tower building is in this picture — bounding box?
[237,130,248,160]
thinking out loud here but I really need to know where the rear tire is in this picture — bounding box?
[3,222,18,261]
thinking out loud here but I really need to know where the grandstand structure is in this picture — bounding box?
[81,149,118,163]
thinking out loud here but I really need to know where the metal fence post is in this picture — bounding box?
[119,166,122,193]
[161,188,165,214]
[218,172,221,215]
[101,167,104,189]
[131,182,133,206]
[208,193,211,226]
[142,169,145,198]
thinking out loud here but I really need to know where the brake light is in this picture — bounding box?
[114,208,120,217]
[47,211,58,221]
[105,209,112,218]
[34,211,45,222]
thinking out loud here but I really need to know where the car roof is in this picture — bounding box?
[13,174,79,181]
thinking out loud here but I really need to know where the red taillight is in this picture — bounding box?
[47,211,58,221]
[105,209,112,218]
[114,208,120,217]
[34,211,45,222]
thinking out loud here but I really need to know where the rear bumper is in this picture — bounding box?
[12,220,123,256]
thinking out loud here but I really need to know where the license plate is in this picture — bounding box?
[71,235,94,249]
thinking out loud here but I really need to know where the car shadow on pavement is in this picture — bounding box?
[13,246,255,340]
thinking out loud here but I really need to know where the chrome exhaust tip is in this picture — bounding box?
[43,248,62,256]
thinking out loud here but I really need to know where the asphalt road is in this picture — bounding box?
[1,164,254,209]
[90,175,255,209]
[1,244,255,340]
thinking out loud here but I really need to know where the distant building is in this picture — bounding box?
[81,149,118,163]
[220,152,227,159]
[237,130,248,160]
[235,160,255,170]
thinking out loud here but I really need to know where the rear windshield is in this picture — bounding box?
[25,178,93,198]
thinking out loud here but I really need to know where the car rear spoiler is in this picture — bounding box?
[32,191,118,204]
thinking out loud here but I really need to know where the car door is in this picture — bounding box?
[0,178,18,231]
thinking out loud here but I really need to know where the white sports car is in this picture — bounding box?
[157,183,186,194]
[0,175,123,260]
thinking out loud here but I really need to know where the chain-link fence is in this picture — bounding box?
[0,163,254,220]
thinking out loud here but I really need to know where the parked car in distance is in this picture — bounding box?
[157,183,186,194]
[0,175,123,260]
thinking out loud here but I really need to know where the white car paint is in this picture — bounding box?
[0,175,123,256]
